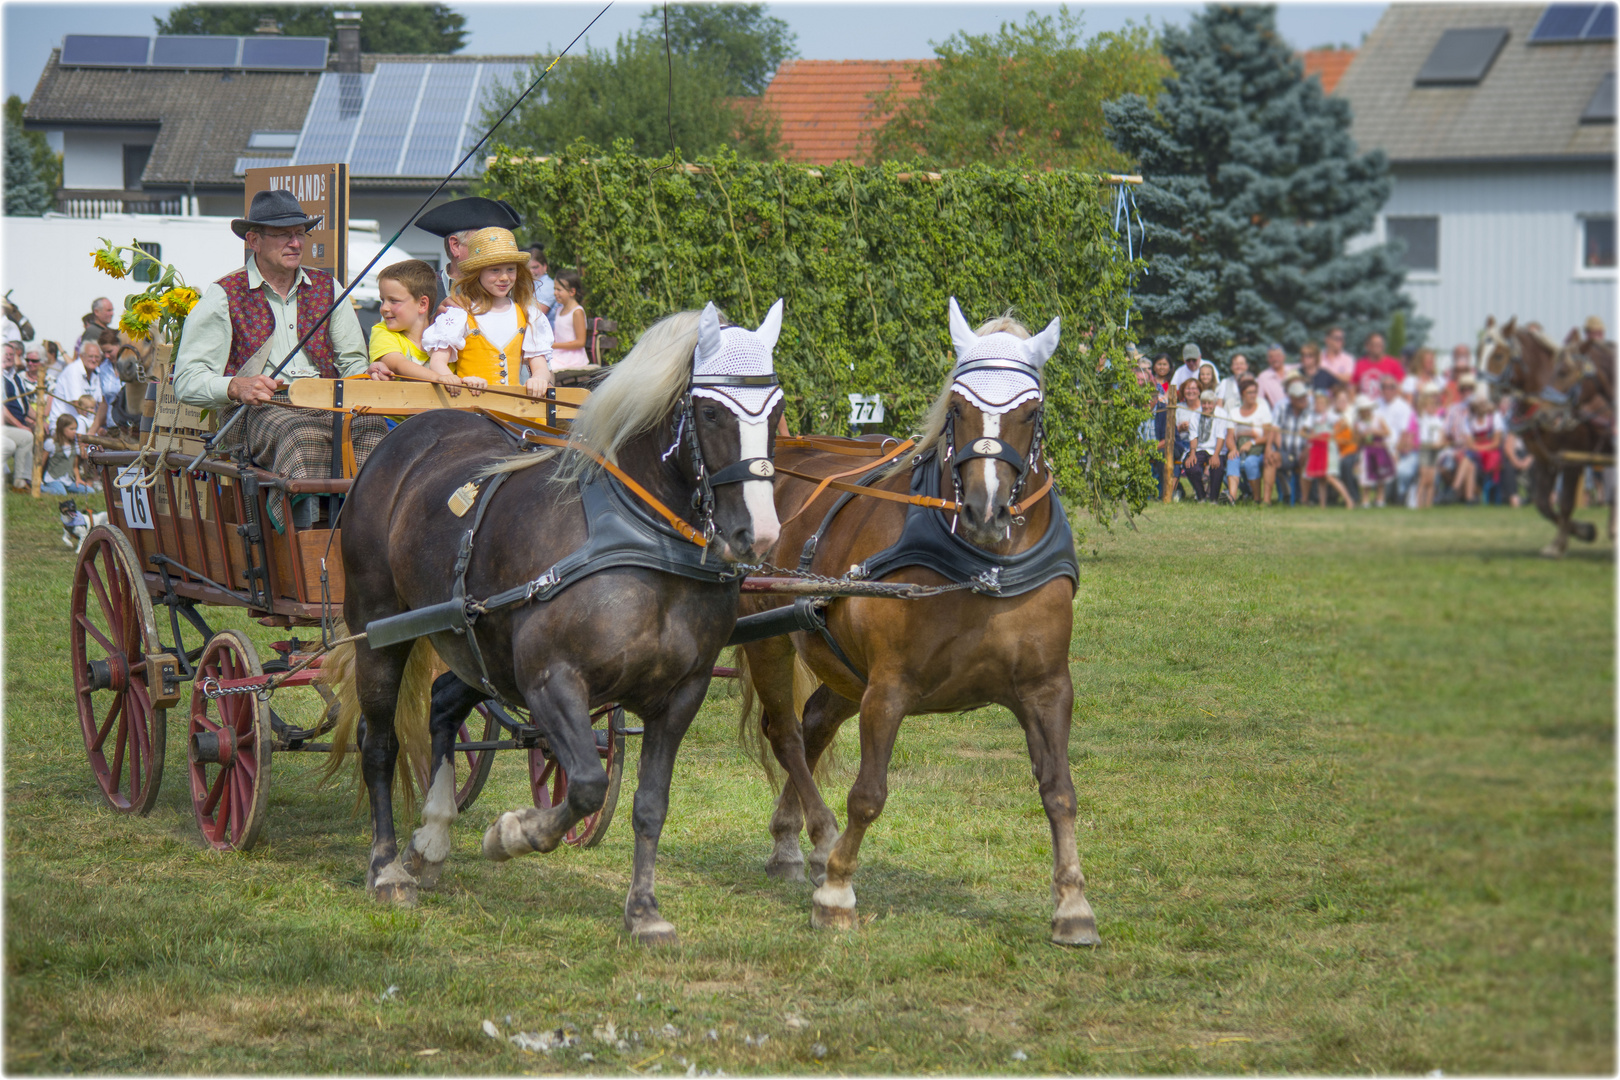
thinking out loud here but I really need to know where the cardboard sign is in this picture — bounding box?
[242,163,350,283]
[117,466,154,529]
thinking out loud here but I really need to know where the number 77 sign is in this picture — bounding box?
[847,393,885,425]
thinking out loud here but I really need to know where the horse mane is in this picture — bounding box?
[887,312,1041,478]
[483,309,703,482]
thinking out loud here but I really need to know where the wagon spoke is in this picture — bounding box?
[91,694,124,752]
[84,557,119,633]
[200,763,227,817]
[107,705,130,793]
[76,613,118,658]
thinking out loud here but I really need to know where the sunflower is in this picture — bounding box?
[92,248,128,280]
[132,296,163,322]
[161,286,200,316]
[119,310,152,342]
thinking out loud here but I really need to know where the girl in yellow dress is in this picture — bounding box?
[422,227,554,398]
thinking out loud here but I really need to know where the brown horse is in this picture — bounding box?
[1480,317,1614,556]
[737,298,1098,946]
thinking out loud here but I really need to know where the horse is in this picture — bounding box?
[1479,316,1614,556]
[325,300,786,943]
[735,298,1098,946]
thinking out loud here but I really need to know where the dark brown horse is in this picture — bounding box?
[1480,317,1614,557]
[737,299,1099,946]
[327,302,785,943]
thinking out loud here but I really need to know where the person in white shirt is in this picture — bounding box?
[1169,342,1204,390]
[1378,374,1418,506]
[1225,376,1274,503]
[1180,387,1228,501]
[1217,352,1250,414]
[48,338,104,432]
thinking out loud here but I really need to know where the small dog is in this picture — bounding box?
[59,499,107,553]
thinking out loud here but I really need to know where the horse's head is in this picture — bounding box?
[1481,316,1569,406]
[940,297,1059,547]
[683,300,785,562]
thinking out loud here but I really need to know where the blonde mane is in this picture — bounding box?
[484,309,704,482]
[887,313,1040,477]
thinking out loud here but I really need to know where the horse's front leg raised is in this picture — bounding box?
[403,673,487,888]
[620,676,708,945]
[812,682,909,931]
[483,670,603,859]
[1011,680,1100,947]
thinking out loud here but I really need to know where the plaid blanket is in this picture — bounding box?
[220,400,387,530]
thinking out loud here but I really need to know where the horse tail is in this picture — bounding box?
[316,638,435,817]
[733,647,840,791]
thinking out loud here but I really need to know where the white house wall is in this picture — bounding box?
[1378,161,1616,352]
[61,131,152,190]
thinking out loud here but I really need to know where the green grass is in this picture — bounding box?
[5,489,1613,1074]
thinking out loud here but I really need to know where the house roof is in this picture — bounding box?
[1334,4,1615,163]
[755,59,935,164]
[1301,49,1356,94]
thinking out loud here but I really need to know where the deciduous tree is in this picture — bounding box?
[155,4,468,54]
[638,3,797,96]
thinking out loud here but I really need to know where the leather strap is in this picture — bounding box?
[340,412,358,479]
[708,457,775,486]
[777,457,1052,520]
[515,427,709,548]
[779,438,915,524]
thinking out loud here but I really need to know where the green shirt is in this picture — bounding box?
[173,256,368,409]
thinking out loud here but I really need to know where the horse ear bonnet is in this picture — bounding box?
[947,296,1055,415]
[690,298,785,419]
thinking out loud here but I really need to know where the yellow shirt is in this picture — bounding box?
[368,323,429,366]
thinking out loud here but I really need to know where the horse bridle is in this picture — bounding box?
[664,367,780,547]
[940,357,1046,527]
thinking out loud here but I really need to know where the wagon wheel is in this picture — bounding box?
[454,702,506,812]
[187,630,272,852]
[529,705,626,848]
[70,525,166,814]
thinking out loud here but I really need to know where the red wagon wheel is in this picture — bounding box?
[411,703,502,812]
[529,705,626,848]
[187,630,272,851]
[70,525,167,814]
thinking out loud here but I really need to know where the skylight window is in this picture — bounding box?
[1530,4,1616,42]
[1414,27,1510,85]
[1581,71,1616,123]
[248,131,300,150]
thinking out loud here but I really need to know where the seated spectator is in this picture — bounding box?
[49,338,104,434]
[1170,343,1204,390]
[1225,376,1273,504]
[1443,348,1476,407]
[1354,394,1394,507]
[1305,389,1356,508]
[1414,389,1448,509]
[40,414,94,494]
[1378,375,1418,506]
[1150,354,1173,396]
[1182,388,1228,502]
[1217,352,1250,414]
[1255,344,1293,410]
[1501,409,1532,509]
[1196,360,1221,402]
[3,340,34,491]
[1268,376,1312,505]
[1354,332,1406,397]
[1299,342,1335,393]
[1452,392,1503,504]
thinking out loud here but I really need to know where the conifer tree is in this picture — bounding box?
[4,125,50,217]
[1104,4,1419,363]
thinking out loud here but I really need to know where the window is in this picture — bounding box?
[122,144,152,190]
[1387,216,1439,274]
[1582,216,1615,270]
[131,241,162,283]
[1415,28,1510,85]
[1581,71,1615,123]
[1530,4,1616,42]
[247,130,300,150]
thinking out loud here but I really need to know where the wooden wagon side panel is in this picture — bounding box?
[268,526,345,606]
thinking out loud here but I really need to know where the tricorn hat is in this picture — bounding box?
[231,189,322,240]
[416,197,522,238]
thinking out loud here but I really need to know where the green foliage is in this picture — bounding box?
[4,95,61,200]
[491,35,780,162]
[866,7,1164,171]
[154,4,468,54]
[637,3,798,96]
[483,141,1156,524]
[1388,309,1407,356]
[4,125,49,217]
[1104,4,1421,359]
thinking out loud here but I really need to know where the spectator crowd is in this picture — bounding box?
[1137,318,1613,510]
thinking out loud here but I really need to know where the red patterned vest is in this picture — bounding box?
[218,265,340,377]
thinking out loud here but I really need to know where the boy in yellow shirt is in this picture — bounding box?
[364,259,438,380]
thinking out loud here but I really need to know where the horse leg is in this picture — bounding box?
[762,683,858,883]
[622,677,710,945]
[1010,683,1100,947]
[402,673,487,889]
[1541,465,1582,557]
[482,671,605,859]
[811,683,907,931]
[1570,466,1598,543]
[354,640,417,905]
[797,685,860,885]
[1532,460,1568,558]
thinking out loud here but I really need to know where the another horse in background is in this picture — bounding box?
[1480,317,1614,556]
[736,298,1098,946]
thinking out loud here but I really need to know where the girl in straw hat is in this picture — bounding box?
[423,227,554,397]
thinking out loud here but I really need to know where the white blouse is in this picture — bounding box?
[422,301,554,362]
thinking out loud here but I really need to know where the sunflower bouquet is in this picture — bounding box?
[89,240,201,346]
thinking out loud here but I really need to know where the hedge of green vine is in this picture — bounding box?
[483,140,1155,524]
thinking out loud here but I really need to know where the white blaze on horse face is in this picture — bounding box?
[980,411,1001,509]
[739,418,779,553]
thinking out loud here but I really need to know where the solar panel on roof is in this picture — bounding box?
[1586,4,1616,39]
[239,36,328,70]
[151,35,239,67]
[1582,71,1616,122]
[351,63,429,176]
[401,64,479,176]
[1414,27,1509,85]
[1530,4,1598,41]
[293,72,372,166]
[60,35,150,66]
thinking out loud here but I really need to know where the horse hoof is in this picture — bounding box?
[811,901,858,930]
[626,919,680,946]
[482,813,527,862]
[765,857,806,882]
[414,858,444,889]
[373,880,417,907]
[807,860,829,887]
[1575,522,1597,542]
[1540,544,1566,560]
[1051,916,1101,947]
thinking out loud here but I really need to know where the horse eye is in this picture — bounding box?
[702,406,720,422]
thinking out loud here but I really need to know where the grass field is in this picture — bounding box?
[3,489,1613,1075]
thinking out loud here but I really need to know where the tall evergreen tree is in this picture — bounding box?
[4,124,50,216]
[5,96,61,196]
[1104,4,1417,362]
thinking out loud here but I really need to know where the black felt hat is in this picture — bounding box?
[415,197,523,238]
[231,189,323,240]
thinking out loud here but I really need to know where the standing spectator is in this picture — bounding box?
[1267,377,1312,505]
[1333,387,1362,505]
[92,328,129,431]
[1170,343,1204,390]
[1354,394,1394,507]
[1354,332,1406,397]
[1321,326,1355,390]
[2,340,34,491]
[1255,344,1293,409]
[76,296,115,357]
[1414,389,1448,509]
[1225,377,1273,503]
[1305,388,1356,508]
[1378,375,1418,505]
[549,269,590,369]
[1400,347,1444,402]
[1217,353,1250,414]
[1585,315,1607,347]
[39,414,94,494]
[526,244,559,331]
[1182,389,1228,502]
[1299,342,1335,393]
[49,338,104,433]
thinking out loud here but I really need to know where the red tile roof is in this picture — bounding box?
[1301,49,1356,94]
[756,59,935,164]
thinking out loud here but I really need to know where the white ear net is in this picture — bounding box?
[946,297,1058,415]
[691,298,786,419]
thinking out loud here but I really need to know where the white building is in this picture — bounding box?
[1335,3,1616,353]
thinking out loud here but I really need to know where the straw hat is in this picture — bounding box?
[456,227,528,277]
[1354,393,1376,411]
[1586,314,1606,335]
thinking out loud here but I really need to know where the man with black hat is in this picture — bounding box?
[414,196,523,302]
[173,189,386,528]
